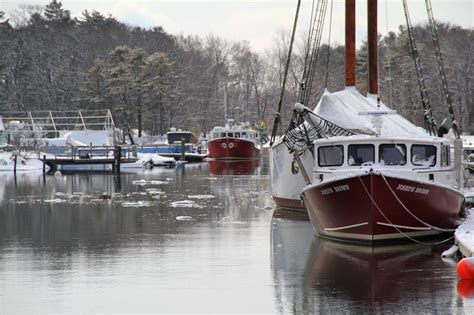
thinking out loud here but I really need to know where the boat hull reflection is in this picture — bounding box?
[208,159,260,175]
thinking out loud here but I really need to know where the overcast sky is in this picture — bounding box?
[2,0,473,52]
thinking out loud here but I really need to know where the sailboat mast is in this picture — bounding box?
[368,0,378,96]
[345,0,356,87]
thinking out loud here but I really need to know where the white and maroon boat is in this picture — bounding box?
[207,121,261,160]
[300,135,464,243]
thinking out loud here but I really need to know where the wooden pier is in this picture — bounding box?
[42,145,137,172]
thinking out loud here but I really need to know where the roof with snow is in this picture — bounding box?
[313,88,431,139]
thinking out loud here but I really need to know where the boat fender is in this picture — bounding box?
[457,279,474,298]
[457,257,474,279]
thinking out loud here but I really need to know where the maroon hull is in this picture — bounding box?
[208,138,260,159]
[301,173,464,242]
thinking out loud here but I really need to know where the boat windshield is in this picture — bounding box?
[411,145,436,166]
[167,132,193,144]
[348,144,374,166]
[380,144,406,165]
[318,145,344,167]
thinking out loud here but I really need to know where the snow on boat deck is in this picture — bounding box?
[455,189,474,257]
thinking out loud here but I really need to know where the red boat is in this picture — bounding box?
[207,123,261,160]
[300,136,465,243]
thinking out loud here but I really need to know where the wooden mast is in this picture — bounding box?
[345,0,356,87]
[368,0,378,96]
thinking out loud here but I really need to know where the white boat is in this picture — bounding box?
[0,152,48,172]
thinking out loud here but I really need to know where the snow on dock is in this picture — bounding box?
[455,189,474,257]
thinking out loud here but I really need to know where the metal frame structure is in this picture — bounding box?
[0,109,116,146]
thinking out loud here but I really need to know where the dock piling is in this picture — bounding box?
[13,154,17,174]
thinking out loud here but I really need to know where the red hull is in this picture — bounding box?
[207,138,260,159]
[301,173,464,242]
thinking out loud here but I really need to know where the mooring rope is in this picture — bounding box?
[357,176,454,245]
[380,173,457,232]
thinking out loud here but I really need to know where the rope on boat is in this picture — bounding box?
[380,173,456,232]
[357,176,454,245]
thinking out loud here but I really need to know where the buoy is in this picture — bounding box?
[54,170,62,177]
[457,279,474,298]
[456,257,474,279]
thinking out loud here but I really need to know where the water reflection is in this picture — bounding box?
[0,164,275,313]
[271,214,471,314]
[208,159,260,175]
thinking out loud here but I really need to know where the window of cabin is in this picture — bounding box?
[441,144,450,167]
[227,132,233,137]
[242,132,247,138]
[235,132,240,138]
[379,144,406,165]
[318,145,344,167]
[411,145,437,167]
[220,132,226,138]
[348,144,375,166]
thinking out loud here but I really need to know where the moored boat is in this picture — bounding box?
[300,135,464,242]
[207,120,261,160]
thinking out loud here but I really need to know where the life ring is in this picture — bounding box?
[221,143,227,149]
[228,142,234,149]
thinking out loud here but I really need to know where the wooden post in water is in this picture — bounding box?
[181,138,186,162]
[116,145,122,173]
[13,154,17,174]
[43,155,46,173]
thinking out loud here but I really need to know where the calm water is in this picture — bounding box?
[0,159,473,314]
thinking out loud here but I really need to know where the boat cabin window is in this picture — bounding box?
[348,144,374,166]
[318,145,344,167]
[411,145,436,167]
[441,144,450,167]
[242,132,247,138]
[227,132,233,137]
[235,132,240,138]
[219,132,225,138]
[379,144,406,165]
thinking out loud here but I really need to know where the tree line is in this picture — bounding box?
[0,1,472,137]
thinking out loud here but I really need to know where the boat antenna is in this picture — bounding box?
[269,0,301,146]
[324,0,334,89]
[424,0,460,139]
[402,0,438,136]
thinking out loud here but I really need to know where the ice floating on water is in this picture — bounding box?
[132,179,168,186]
[176,216,193,221]
[121,201,152,207]
[187,195,215,200]
[44,198,66,203]
[169,200,204,208]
